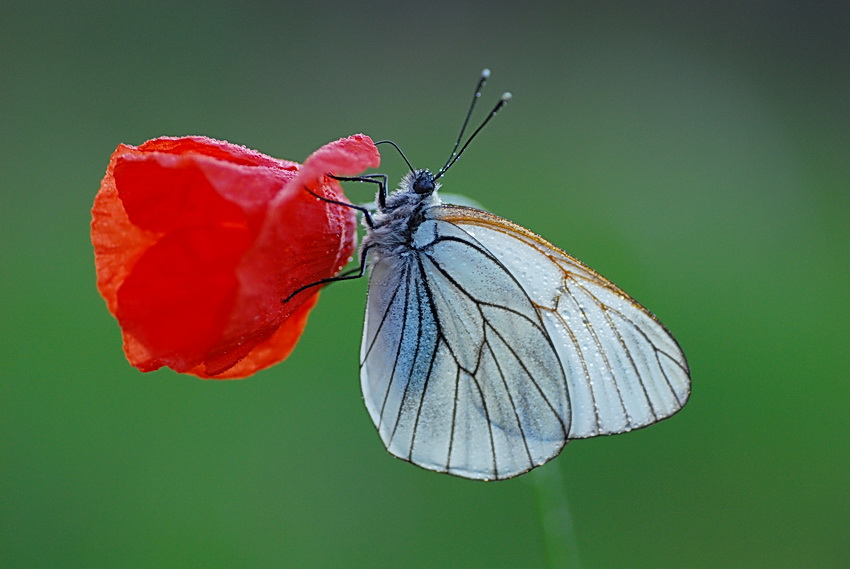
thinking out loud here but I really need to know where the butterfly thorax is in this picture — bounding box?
[363,169,442,259]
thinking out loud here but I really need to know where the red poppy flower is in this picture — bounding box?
[91,134,380,379]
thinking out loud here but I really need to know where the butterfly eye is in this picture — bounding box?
[412,170,436,194]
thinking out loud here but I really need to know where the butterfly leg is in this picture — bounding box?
[304,183,377,227]
[329,173,388,211]
[282,244,373,304]
[286,174,385,303]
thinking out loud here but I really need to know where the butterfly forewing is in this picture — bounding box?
[436,205,691,439]
[360,214,571,480]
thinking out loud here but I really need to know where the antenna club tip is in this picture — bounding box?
[501,92,513,102]
[481,68,491,78]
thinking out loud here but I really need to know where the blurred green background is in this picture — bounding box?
[2,1,847,567]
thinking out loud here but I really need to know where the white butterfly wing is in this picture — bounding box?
[435,205,691,439]
[360,216,570,480]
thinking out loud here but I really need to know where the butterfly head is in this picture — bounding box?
[411,169,436,195]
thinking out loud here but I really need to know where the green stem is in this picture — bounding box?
[531,461,582,569]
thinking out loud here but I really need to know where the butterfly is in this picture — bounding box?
[294,70,690,480]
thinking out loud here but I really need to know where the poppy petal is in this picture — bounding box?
[92,134,380,378]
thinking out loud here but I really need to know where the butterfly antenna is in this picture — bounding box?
[435,90,512,180]
[375,139,415,172]
[438,68,490,175]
